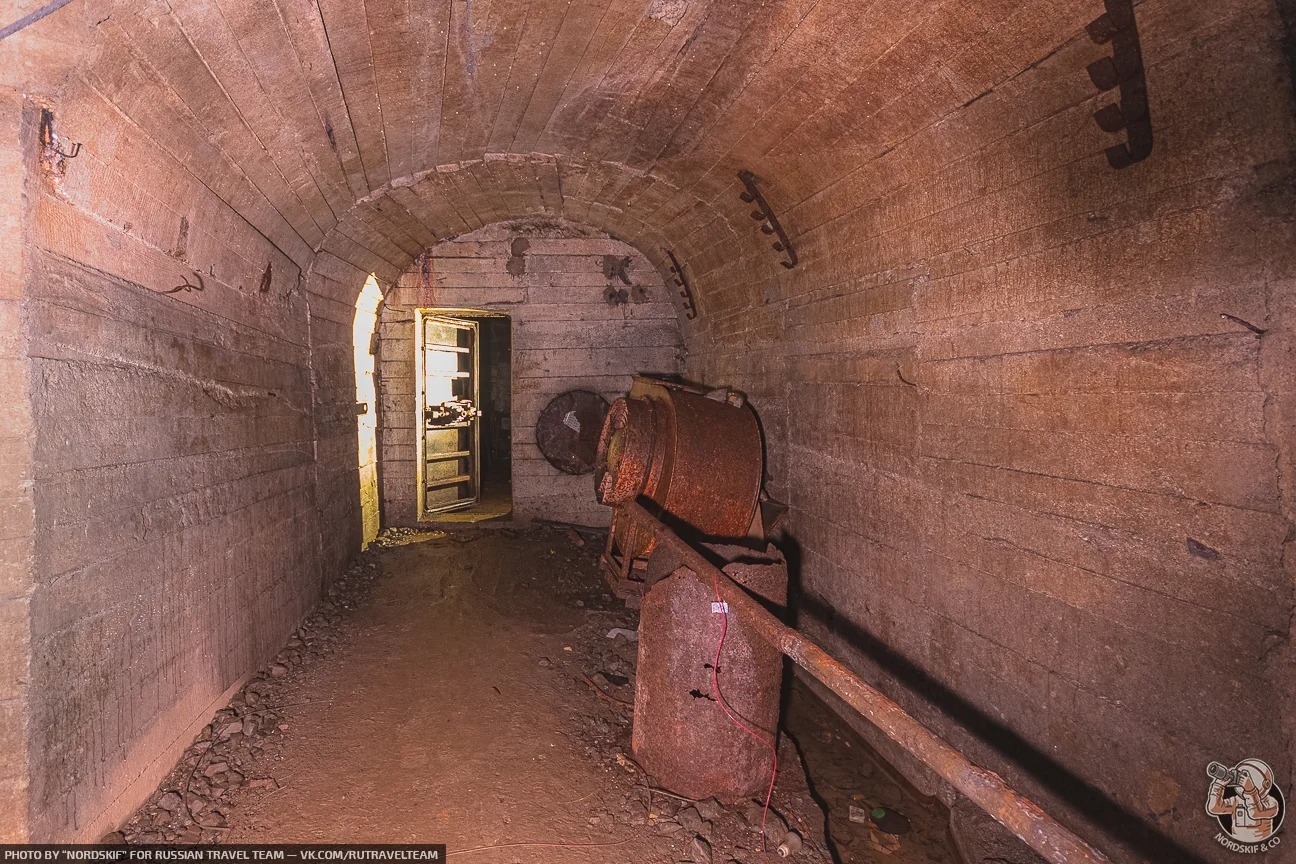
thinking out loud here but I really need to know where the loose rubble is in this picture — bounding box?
[784,677,958,863]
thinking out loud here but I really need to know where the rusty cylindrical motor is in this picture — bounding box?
[595,380,764,563]
[594,378,782,801]
[633,543,788,802]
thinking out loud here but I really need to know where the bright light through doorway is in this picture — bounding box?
[354,274,383,548]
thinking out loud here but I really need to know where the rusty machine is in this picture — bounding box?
[592,379,1114,863]
[594,376,787,802]
[594,376,778,599]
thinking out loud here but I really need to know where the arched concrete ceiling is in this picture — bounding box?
[309,155,737,312]
[10,0,1112,319]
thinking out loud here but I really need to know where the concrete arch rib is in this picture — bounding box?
[307,154,741,320]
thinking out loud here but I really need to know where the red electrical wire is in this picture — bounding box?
[709,568,779,852]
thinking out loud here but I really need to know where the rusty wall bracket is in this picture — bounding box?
[664,249,697,320]
[38,108,80,160]
[161,272,205,295]
[258,260,274,294]
[38,107,80,182]
[1084,0,1151,169]
[737,170,797,269]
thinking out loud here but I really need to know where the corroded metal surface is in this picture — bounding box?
[595,396,656,502]
[535,389,608,475]
[656,391,763,538]
[619,501,1113,864]
[596,378,764,600]
[632,544,787,802]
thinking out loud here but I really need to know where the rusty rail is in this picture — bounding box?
[620,500,1111,864]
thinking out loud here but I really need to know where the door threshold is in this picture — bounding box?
[421,499,514,525]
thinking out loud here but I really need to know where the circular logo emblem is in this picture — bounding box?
[1206,759,1285,852]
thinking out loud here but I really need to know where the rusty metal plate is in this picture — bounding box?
[536,390,609,475]
[632,543,788,802]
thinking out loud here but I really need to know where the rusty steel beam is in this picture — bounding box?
[620,500,1112,864]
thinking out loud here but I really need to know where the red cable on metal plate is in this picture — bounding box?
[709,568,779,853]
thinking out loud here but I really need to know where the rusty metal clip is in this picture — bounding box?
[1084,0,1152,169]
[161,272,206,295]
[664,249,697,320]
[38,107,81,181]
[737,170,797,269]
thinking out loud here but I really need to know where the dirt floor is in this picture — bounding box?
[784,681,958,864]
[111,526,958,864]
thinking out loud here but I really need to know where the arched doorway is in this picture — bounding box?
[353,274,384,546]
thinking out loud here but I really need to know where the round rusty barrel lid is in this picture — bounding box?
[535,390,610,475]
[595,396,655,504]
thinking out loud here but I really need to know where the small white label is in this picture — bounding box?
[563,410,581,432]
[711,601,728,614]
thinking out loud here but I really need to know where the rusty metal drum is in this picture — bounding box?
[535,390,609,475]
[596,378,764,564]
[632,543,787,802]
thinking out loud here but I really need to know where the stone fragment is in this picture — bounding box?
[865,829,900,855]
[624,800,648,825]
[676,805,704,834]
[696,798,722,821]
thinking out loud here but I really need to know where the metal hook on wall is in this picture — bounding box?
[39,108,81,162]
[161,272,206,295]
[737,170,798,269]
[1084,0,1152,169]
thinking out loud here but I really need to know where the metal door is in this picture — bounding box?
[418,313,481,516]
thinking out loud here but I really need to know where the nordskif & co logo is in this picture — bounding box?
[1206,759,1285,852]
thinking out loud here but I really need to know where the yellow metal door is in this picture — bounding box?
[417,313,481,517]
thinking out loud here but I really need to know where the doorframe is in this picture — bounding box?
[414,307,511,522]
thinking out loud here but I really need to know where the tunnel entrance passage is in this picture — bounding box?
[415,309,512,522]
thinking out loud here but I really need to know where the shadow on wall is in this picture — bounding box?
[779,536,1212,864]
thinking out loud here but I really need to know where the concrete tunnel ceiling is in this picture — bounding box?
[22,0,1160,311]
[311,156,733,300]
[3,0,1295,859]
[39,0,826,299]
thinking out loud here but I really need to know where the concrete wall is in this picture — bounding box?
[0,89,37,844]
[377,219,683,527]
[2,0,1291,857]
[17,61,321,839]
[684,4,1296,861]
